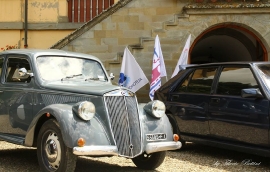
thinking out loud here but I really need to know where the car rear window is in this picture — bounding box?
[216,67,258,96]
[175,67,218,94]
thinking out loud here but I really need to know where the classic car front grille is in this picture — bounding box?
[105,96,141,158]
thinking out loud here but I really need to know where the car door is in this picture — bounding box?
[168,67,218,136]
[208,66,269,146]
[0,56,5,114]
[0,55,34,135]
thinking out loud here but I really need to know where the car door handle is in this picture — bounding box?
[211,98,220,103]
[171,95,179,101]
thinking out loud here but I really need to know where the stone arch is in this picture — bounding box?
[189,22,269,64]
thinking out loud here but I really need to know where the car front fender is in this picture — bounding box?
[24,104,113,148]
[138,103,178,150]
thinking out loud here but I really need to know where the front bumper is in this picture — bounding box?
[73,141,181,156]
[145,141,182,154]
[73,145,118,156]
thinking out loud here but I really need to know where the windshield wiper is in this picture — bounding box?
[61,74,82,81]
[85,77,100,81]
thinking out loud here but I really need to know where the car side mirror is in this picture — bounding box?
[109,73,115,80]
[18,68,34,77]
[241,88,263,98]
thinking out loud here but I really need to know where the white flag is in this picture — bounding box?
[149,35,167,100]
[171,34,191,78]
[118,47,149,92]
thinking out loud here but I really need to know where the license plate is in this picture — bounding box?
[146,133,167,141]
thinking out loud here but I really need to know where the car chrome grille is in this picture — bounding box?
[105,94,141,158]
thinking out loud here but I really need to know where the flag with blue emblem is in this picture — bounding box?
[149,35,167,100]
[119,47,149,92]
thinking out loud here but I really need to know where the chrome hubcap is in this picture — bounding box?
[44,132,61,170]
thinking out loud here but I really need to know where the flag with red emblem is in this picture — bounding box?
[149,35,167,100]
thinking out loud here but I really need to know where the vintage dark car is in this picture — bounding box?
[0,49,181,172]
[155,62,270,157]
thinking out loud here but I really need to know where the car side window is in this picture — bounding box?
[5,57,32,83]
[0,56,4,77]
[217,67,258,96]
[176,67,217,94]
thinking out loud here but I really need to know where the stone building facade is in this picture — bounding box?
[51,0,270,102]
[0,0,118,50]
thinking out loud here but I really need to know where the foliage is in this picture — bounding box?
[1,44,18,51]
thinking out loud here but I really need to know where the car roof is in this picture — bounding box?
[0,49,100,62]
[185,61,270,69]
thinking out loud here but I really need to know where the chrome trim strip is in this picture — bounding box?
[103,96,117,146]
[134,95,143,157]
[145,141,182,154]
[73,145,118,156]
[123,95,133,157]
[124,96,134,157]
[104,89,134,97]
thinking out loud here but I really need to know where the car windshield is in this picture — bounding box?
[255,64,270,89]
[36,56,108,82]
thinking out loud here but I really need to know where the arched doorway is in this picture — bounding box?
[190,23,267,64]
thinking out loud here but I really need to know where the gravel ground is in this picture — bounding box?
[0,141,269,172]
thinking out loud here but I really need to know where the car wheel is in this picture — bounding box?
[37,119,77,172]
[132,151,166,170]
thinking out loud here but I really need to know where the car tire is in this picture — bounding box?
[37,119,77,172]
[132,151,166,170]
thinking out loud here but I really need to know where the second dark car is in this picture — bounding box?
[155,62,270,157]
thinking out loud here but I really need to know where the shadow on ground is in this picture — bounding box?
[1,142,269,172]
[167,142,270,172]
[0,148,156,172]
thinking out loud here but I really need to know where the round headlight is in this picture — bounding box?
[152,100,166,118]
[78,101,95,121]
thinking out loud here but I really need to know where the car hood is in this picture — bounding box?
[42,81,124,96]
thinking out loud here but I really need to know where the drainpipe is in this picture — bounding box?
[24,0,28,48]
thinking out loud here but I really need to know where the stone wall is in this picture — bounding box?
[60,0,270,102]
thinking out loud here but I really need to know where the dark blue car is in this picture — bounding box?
[155,62,270,157]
